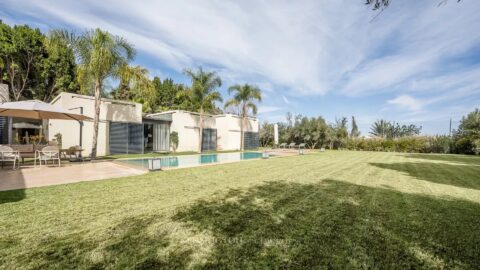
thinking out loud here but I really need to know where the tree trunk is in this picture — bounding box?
[91,79,102,158]
[240,104,245,151]
[198,108,204,153]
[240,116,245,151]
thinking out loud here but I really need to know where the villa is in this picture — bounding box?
[1,91,259,157]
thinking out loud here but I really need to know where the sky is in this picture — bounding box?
[1,0,479,135]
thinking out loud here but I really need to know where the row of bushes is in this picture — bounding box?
[339,136,479,154]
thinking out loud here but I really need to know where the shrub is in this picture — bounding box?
[343,136,455,154]
[170,131,179,153]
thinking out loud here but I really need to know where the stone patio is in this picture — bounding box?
[0,161,147,191]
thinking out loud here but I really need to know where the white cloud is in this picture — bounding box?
[387,95,423,112]
[2,0,480,135]
[258,106,283,115]
[3,0,479,99]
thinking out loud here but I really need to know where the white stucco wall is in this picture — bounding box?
[48,93,142,156]
[216,114,259,151]
[152,111,259,152]
[167,111,216,152]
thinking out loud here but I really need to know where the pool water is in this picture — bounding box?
[117,152,264,170]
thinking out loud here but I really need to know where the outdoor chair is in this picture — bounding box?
[35,145,61,167]
[288,142,296,149]
[278,143,287,149]
[0,145,20,170]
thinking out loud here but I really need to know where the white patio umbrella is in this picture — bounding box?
[12,122,43,129]
[0,100,91,121]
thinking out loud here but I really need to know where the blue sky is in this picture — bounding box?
[1,0,479,135]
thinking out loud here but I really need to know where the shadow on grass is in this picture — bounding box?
[406,153,480,166]
[174,180,480,269]
[369,161,480,190]
[0,167,26,204]
[0,189,26,204]
[13,215,192,269]
[6,180,480,269]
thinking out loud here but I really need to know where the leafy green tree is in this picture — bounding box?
[296,116,328,149]
[454,108,480,154]
[183,67,223,152]
[224,84,262,151]
[152,77,177,110]
[36,31,79,102]
[0,22,45,100]
[259,122,274,147]
[277,122,291,144]
[350,116,361,138]
[70,28,135,158]
[334,117,349,148]
[325,124,336,149]
[150,76,193,111]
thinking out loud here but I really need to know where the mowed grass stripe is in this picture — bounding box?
[1,151,479,269]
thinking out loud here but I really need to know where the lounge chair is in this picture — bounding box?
[64,145,85,162]
[278,143,287,149]
[0,145,20,169]
[297,143,306,149]
[35,146,61,167]
[288,143,296,149]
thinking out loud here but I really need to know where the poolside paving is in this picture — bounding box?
[0,161,146,191]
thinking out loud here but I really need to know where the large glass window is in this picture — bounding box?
[12,118,44,144]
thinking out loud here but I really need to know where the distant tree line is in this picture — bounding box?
[260,109,480,155]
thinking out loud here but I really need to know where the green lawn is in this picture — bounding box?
[1,151,480,269]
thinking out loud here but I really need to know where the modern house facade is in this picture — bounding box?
[147,111,259,152]
[47,93,259,156]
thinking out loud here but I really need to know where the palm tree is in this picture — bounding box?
[224,84,262,151]
[183,67,223,153]
[370,119,391,138]
[117,65,156,113]
[73,29,135,158]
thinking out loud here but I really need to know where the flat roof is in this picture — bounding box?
[147,110,257,120]
[51,92,141,107]
[143,114,172,122]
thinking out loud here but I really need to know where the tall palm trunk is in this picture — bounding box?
[240,117,245,151]
[240,103,245,151]
[91,79,102,158]
[198,108,204,153]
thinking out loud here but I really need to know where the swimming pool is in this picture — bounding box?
[117,152,265,171]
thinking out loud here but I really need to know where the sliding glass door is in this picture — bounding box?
[153,123,169,152]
